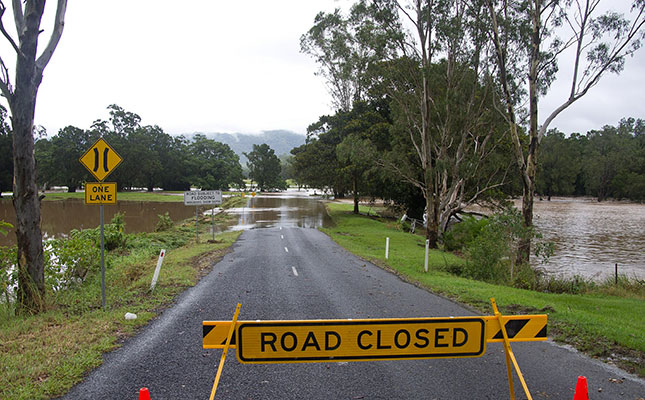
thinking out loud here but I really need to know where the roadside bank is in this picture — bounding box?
[0,195,245,400]
[320,202,645,377]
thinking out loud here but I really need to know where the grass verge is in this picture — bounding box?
[0,198,244,400]
[321,202,645,377]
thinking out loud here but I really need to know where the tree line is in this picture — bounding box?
[0,104,291,195]
[538,118,645,202]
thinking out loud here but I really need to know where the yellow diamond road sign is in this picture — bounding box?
[79,138,123,182]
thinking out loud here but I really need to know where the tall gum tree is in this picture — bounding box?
[0,0,68,313]
[486,0,645,262]
[364,0,511,247]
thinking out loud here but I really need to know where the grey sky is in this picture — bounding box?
[1,1,643,137]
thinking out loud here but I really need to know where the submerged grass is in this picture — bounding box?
[0,197,244,400]
[321,202,645,376]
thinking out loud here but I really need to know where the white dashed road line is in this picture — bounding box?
[284,247,289,253]
[291,266,299,276]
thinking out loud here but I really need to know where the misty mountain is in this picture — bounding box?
[184,130,305,163]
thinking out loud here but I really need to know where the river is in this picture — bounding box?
[528,197,645,281]
[1,192,643,280]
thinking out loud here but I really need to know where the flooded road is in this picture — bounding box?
[0,191,333,247]
[1,193,642,280]
[227,192,333,230]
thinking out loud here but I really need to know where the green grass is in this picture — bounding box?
[0,203,242,399]
[321,202,645,375]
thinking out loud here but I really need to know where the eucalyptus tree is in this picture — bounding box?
[355,0,512,247]
[300,4,396,111]
[0,0,68,313]
[486,0,645,261]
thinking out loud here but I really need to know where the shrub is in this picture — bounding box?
[442,215,488,251]
[155,212,174,232]
[71,212,128,251]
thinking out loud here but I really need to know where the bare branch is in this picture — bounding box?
[11,0,23,35]
[0,1,20,55]
[0,55,13,102]
[36,0,67,73]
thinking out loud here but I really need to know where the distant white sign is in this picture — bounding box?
[184,190,223,206]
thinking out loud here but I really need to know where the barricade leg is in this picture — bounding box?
[491,298,533,400]
[209,303,241,400]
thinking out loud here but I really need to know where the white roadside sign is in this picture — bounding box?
[184,190,223,206]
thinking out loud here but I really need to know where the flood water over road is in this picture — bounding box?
[227,192,333,230]
[1,193,642,280]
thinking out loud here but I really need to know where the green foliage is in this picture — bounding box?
[244,143,287,191]
[188,134,244,190]
[533,119,645,202]
[47,236,100,286]
[0,220,12,236]
[446,207,553,285]
[154,212,174,232]
[70,212,128,251]
[442,216,488,252]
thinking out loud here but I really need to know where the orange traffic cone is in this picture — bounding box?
[139,387,151,400]
[573,376,589,400]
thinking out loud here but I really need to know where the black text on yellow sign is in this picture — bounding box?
[85,182,117,205]
[79,138,123,182]
[235,318,486,364]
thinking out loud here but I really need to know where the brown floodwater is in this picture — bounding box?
[226,192,333,230]
[528,197,645,280]
[0,198,201,246]
[1,193,642,280]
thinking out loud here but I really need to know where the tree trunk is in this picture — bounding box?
[516,0,542,265]
[12,84,45,314]
[10,1,50,314]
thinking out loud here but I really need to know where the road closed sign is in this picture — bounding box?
[235,317,486,364]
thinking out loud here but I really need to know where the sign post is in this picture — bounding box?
[184,190,223,242]
[80,138,123,310]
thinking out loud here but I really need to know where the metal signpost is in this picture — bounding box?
[79,138,123,310]
[183,190,223,241]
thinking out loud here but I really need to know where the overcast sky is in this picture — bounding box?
[1,0,643,137]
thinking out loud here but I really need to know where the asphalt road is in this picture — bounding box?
[59,227,645,399]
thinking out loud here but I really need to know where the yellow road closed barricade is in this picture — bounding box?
[203,314,547,355]
[203,302,547,400]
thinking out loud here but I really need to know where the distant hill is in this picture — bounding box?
[184,130,305,163]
